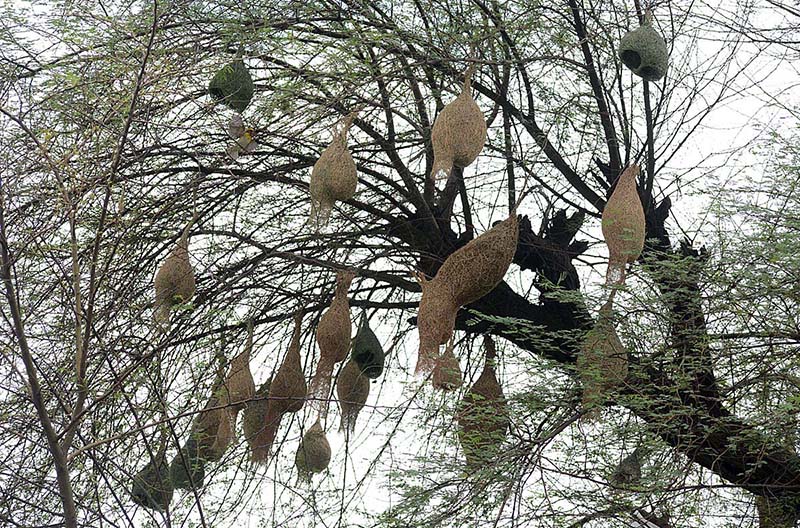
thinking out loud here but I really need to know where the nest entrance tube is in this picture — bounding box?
[432,336,462,391]
[310,271,354,415]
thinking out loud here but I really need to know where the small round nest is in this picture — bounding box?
[208,60,255,113]
[169,434,205,490]
[352,313,385,379]
[618,22,669,82]
[295,420,331,482]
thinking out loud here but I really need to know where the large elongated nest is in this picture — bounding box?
[431,64,487,180]
[601,164,645,286]
[309,112,359,228]
[208,59,255,113]
[243,379,272,463]
[153,219,196,330]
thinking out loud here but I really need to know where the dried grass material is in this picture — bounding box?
[577,299,629,419]
[220,322,256,411]
[295,420,331,482]
[208,60,255,113]
[309,112,358,228]
[131,455,173,511]
[431,64,487,180]
[153,220,196,330]
[242,379,272,462]
[352,313,385,379]
[194,397,235,462]
[602,165,645,285]
[336,357,370,433]
[457,336,509,465]
[432,336,462,391]
[415,213,518,374]
[610,447,642,488]
[618,14,669,82]
[169,434,205,490]
[310,271,354,411]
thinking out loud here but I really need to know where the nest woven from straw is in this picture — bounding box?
[352,312,385,379]
[269,313,308,415]
[310,271,354,410]
[602,165,645,284]
[169,434,205,490]
[431,64,487,180]
[295,420,331,482]
[618,18,669,82]
[153,220,196,329]
[432,337,462,391]
[456,336,509,465]
[577,299,629,418]
[131,455,173,511]
[208,59,255,113]
[336,357,370,433]
[221,344,256,412]
[242,379,272,463]
[415,213,518,374]
[610,446,643,488]
[309,112,358,228]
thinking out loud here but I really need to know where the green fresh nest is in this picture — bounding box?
[208,60,255,113]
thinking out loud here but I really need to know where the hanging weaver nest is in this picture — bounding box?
[169,434,205,490]
[295,419,331,483]
[352,312,385,379]
[602,165,645,285]
[336,357,370,433]
[193,356,235,462]
[577,298,629,420]
[208,59,255,113]
[618,12,669,82]
[415,213,519,373]
[153,218,196,331]
[251,313,309,463]
[310,270,354,413]
[131,454,173,511]
[309,111,359,229]
[456,336,509,466]
[432,336,462,391]
[242,379,272,463]
[430,63,487,181]
[610,446,643,489]
[219,321,256,411]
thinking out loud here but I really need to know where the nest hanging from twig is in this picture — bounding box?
[336,357,370,433]
[309,112,359,229]
[295,420,331,482]
[431,64,487,181]
[602,164,645,285]
[432,336,462,391]
[242,379,272,462]
[618,12,669,82]
[131,453,173,511]
[208,59,255,113]
[352,312,385,379]
[456,336,509,466]
[153,218,196,331]
[169,434,205,490]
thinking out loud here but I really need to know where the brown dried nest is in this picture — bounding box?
[416,213,519,373]
[432,336,462,391]
[310,271,354,413]
[219,320,256,412]
[431,64,487,181]
[601,165,645,285]
[242,379,272,463]
[577,298,629,420]
[456,336,509,465]
[295,419,331,482]
[153,218,196,331]
[336,357,370,433]
[194,354,235,462]
[309,111,359,229]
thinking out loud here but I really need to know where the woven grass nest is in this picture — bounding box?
[432,336,462,392]
[618,13,669,82]
[250,313,309,463]
[602,164,645,285]
[416,213,519,374]
[220,321,256,412]
[208,59,255,113]
[169,434,205,490]
[610,446,643,489]
[431,64,487,181]
[352,312,385,379]
[336,357,370,433]
[153,218,196,331]
[243,379,272,462]
[456,336,509,466]
[131,454,173,511]
[193,358,236,463]
[577,298,629,419]
[295,419,331,482]
[310,270,354,413]
[309,111,359,229]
